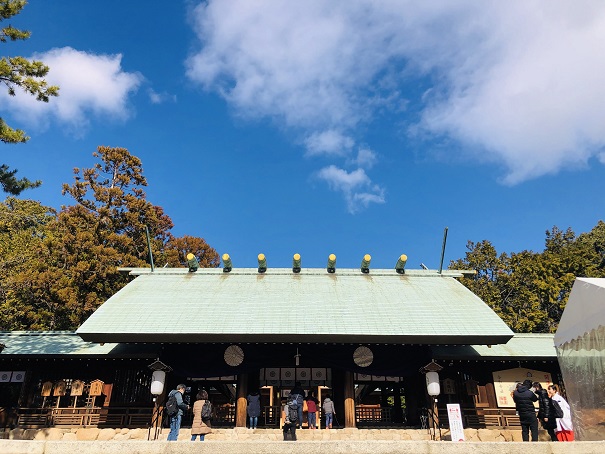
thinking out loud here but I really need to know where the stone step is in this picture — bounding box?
[1,426,557,442]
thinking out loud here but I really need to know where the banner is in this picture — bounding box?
[447,404,465,442]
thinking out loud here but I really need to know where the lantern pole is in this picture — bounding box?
[420,361,443,441]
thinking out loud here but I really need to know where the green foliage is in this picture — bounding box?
[1,0,59,194]
[451,222,605,333]
[0,146,219,330]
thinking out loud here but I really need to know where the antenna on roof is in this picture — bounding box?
[438,227,449,274]
[145,226,155,272]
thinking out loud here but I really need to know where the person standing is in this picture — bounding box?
[305,391,319,430]
[323,394,336,430]
[190,389,212,441]
[290,382,305,428]
[282,399,297,441]
[247,389,261,429]
[167,384,190,441]
[548,384,574,441]
[533,382,557,442]
[513,379,538,441]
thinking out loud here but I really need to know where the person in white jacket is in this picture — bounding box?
[547,384,574,441]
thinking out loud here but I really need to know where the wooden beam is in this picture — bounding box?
[344,371,356,428]
[235,373,248,427]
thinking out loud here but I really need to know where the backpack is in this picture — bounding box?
[165,393,178,416]
[201,400,212,421]
[551,399,564,419]
[287,400,298,422]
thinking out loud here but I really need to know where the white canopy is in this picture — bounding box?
[554,278,605,347]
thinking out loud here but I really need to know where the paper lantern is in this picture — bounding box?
[151,370,166,395]
[426,371,440,396]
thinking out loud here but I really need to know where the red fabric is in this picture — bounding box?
[306,399,317,412]
[556,430,575,441]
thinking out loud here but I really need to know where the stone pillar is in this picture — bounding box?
[344,370,356,428]
[236,373,248,427]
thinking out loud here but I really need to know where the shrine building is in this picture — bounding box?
[0,263,561,431]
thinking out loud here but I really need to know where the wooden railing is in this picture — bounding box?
[14,407,154,429]
[356,406,393,425]
[439,407,522,429]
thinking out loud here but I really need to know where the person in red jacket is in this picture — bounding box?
[305,391,319,429]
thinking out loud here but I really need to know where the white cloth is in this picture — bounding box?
[552,393,573,432]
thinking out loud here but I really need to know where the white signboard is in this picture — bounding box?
[447,404,465,442]
[492,367,552,408]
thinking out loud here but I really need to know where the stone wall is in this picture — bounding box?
[0,427,556,442]
[2,439,605,454]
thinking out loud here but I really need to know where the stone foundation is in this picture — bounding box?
[0,427,556,442]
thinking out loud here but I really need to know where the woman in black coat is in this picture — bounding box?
[533,382,557,441]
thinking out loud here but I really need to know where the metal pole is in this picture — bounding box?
[145,226,155,272]
[438,227,448,274]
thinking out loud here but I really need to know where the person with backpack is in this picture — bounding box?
[166,384,190,441]
[548,384,574,441]
[191,389,212,441]
[290,382,305,428]
[282,397,298,441]
[533,382,557,441]
[323,394,336,430]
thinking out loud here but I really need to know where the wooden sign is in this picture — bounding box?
[492,367,552,408]
[89,379,104,396]
[41,381,53,397]
[53,380,67,396]
[71,380,84,396]
[465,379,478,396]
[443,378,456,395]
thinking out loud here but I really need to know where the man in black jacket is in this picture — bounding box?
[533,381,557,441]
[513,379,539,441]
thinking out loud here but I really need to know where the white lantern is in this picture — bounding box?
[151,370,166,395]
[426,371,440,396]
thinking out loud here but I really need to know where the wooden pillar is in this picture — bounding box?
[344,370,356,428]
[235,373,248,427]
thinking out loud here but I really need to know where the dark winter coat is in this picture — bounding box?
[247,393,261,418]
[513,385,538,423]
[535,388,557,429]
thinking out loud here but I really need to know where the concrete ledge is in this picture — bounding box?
[2,440,605,454]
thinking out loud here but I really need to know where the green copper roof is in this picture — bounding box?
[0,331,154,357]
[431,333,556,360]
[77,268,514,345]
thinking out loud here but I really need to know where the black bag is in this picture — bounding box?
[287,400,298,422]
[201,400,212,421]
[165,393,178,417]
[552,399,564,419]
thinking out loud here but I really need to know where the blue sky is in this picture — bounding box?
[2,1,605,269]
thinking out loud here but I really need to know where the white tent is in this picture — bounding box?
[554,278,605,347]
[554,277,605,441]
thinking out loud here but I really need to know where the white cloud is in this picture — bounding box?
[186,1,605,197]
[304,130,354,157]
[349,147,377,170]
[1,47,142,134]
[316,165,385,213]
[148,89,177,104]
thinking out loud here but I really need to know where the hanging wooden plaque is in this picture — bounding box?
[53,380,67,396]
[89,379,104,396]
[71,380,84,396]
[443,378,456,395]
[41,381,53,397]
[465,379,479,396]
